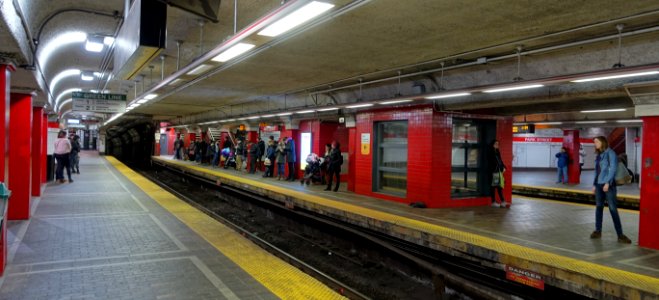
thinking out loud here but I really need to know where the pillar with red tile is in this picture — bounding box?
[0,64,14,183]
[41,112,47,183]
[8,93,32,220]
[639,116,659,249]
[563,130,580,184]
[31,107,44,196]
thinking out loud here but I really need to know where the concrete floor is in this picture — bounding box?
[513,169,640,196]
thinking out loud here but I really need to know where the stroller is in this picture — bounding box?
[301,153,323,185]
[221,148,236,169]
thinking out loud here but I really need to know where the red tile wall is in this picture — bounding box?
[353,105,513,208]
[348,127,356,191]
[640,116,659,250]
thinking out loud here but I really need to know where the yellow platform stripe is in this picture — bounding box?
[513,183,640,200]
[153,156,659,295]
[107,157,346,300]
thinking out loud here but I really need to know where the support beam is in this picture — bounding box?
[563,130,581,184]
[31,107,44,196]
[8,93,32,220]
[639,116,659,249]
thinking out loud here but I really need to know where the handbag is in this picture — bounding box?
[492,172,500,187]
[264,158,271,166]
[499,171,505,188]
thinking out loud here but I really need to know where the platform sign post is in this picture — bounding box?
[72,92,126,113]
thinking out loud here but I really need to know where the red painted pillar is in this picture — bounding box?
[41,112,47,183]
[347,127,356,191]
[31,107,44,196]
[8,93,32,220]
[0,64,14,183]
[497,118,514,204]
[563,130,580,184]
[639,116,659,249]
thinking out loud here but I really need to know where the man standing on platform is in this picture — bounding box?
[54,130,73,183]
[285,137,296,181]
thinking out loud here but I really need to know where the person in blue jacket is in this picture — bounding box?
[285,137,297,181]
[590,136,631,244]
[555,147,569,184]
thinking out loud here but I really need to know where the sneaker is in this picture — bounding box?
[618,234,632,244]
[500,202,509,208]
[590,231,602,239]
[491,202,500,208]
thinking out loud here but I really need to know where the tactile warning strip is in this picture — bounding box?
[107,157,346,300]
[153,156,659,297]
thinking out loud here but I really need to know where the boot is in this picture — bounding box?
[324,186,331,191]
[333,185,339,192]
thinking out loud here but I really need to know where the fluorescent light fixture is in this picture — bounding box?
[137,99,148,104]
[55,88,81,108]
[186,64,213,75]
[248,116,260,119]
[81,71,94,81]
[425,92,471,100]
[261,114,275,118]
[144,94,158,100]
[581,108,626,113]
[238,117,248,120]
[345,103,374,109]
[571,71,659,83]
[296,110,315,114]
[57,99,72,112]
[50,69,81,93]
[258,1,335,37]
[534,122,563,125]
[168,79,184,86]
[277,112,293,116]
[211,43,255,62]
[85,36,104,52]
[103,36,115,46]
[379,99,413,105]
[67,119,80,124]
[317,107,339,111]
[483,84,544,93]
[225,118,236,122]
[39,31,87,74]
[616,119,643,123]
[575,120,606,124]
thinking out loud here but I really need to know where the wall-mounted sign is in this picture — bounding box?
[361,133,370,155]
[512,124,535,133]
[72,92,127,113]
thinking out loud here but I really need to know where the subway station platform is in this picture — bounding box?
[0,152,343,300]
[512,170,640,208]
[152,156,659,299]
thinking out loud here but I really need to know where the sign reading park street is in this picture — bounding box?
[72,92,127,113]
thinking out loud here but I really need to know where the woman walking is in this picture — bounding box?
[487,140,508,208]
[590,136,631,243]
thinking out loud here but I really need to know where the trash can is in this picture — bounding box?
[47,154,55,182]
[0,182,10,276]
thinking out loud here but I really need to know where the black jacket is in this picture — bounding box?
[488,148,505,173]
[257,140,265,157]
[328,148,343,171]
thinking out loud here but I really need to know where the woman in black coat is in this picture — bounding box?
[488,140,508,208]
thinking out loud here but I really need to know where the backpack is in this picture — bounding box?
[614,161,633,185]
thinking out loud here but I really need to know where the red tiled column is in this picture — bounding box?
[41,112,47,183]
[639,116,659,249]
[0,64,14,183]
[497,118,514,205]
[31,107,44,196]
[8,93,32,220]
[563,130,580,184]
[347,127,356,191]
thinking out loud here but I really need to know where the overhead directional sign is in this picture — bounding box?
[72,92,127,113]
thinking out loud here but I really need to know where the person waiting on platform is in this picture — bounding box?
[257,137,266,171]
[285,137,297,181]
[320,143,331,185]
[555,147,569,184]
[487,140,508,208]
[591,136,632,244]
[248,141,259,174]
[174,137,182,160]
[579,144,585,177]
[54,130,73,183]
[70,135,81,174]
[235,140,245,171]
[263,138,276,178]
[324,142,343,192]
[275,139,286,180]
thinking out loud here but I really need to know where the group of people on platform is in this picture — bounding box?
[53,130,81,183]
[172,135,344,192]
[489,136,631,244]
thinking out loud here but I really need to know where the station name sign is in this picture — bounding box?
[72,92,127,113]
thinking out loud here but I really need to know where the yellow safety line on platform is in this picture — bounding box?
[106,157,345,300]
[513,183,640,200]
[153,156,659,295]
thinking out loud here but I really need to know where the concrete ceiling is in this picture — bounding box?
[1,0,659,122]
